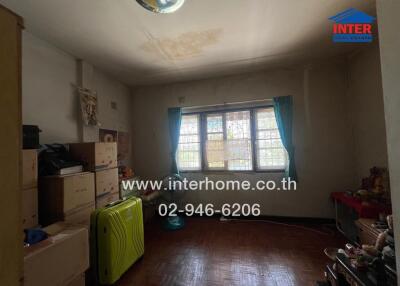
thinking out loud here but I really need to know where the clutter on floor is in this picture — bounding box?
[326,166,397,285]
[332,167,392,243]
[21,133,145,286]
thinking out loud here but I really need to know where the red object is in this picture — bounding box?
[331,192,391,218]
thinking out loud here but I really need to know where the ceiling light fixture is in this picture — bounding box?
[136,0,185,14]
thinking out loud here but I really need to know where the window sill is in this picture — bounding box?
[180,169,285,175]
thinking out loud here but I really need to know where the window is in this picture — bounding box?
[255,108,287,170]
[177,114,201,171]
[205,114,224,169]
[225,111,252,170]
[177,106,288,172]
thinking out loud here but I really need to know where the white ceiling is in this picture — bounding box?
[1,0,376,86]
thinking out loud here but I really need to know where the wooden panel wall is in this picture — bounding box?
[0,5,23,286]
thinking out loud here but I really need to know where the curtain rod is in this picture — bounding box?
[182,99,273,111]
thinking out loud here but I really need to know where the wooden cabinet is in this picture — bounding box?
[0,4,24,286]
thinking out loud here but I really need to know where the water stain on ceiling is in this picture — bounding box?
[141,28,223,61]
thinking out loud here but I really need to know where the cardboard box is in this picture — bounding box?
[41,202,95,228]
[22,188,38,229]
[64,202,95,228]
[22,149,38,189]
[95,167,119,197]
[69,142,117,171]
[66,273,85,286]
[39,172,95,226]
[43,222,70,236]
[96,192,120,209]
[23,225,89,286]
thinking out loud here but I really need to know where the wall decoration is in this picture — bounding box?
[78,87,100,126]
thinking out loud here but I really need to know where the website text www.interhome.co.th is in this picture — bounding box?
[122,177,297,192]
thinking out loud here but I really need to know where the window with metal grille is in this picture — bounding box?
[177,114,201,171]
[205,114,225,169]
[225,111,252,170]
[255,108,287,170]
[177,106,287,172]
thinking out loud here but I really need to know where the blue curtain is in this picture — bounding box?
[168,107,182,174]
[273,96,298,181]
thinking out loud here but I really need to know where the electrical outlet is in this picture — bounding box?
[111,101,117,110]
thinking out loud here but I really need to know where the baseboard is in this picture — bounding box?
[228,215,335,225]
[155,213,335,225]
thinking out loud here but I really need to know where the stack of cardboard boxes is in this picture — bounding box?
[21,142,120,286]
[22,150,39,230]
[38,142,120,228]
[22,148,90,286]
[69,142,120,209]
[39,172,95,227]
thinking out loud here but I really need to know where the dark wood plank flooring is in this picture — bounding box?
[117,217,345,286]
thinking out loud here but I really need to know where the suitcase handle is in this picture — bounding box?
[106,198,127,208]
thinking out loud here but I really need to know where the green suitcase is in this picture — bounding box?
[91,197,144,285]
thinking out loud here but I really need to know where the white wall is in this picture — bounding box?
[79,61,133,165]
[377,0,400,281]
[22,32,80,143]
[78,61,132,140]
[346,44,388,185]
[131,60,356,218]
[94,70,132,134]
[22,32,133,166]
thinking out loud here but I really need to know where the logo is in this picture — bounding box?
[329,8,375,43]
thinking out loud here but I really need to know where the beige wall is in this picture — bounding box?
[131,60,356,218]
[346,44,388,185]
[22,32,80,143]
[79,60,133,165]
[22,32,133,165]
[377,0,400,281]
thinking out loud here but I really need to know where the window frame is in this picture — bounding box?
[177,113,202,171]
[179,105,286,173]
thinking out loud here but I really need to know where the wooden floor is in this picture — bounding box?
[117,217,345,286]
